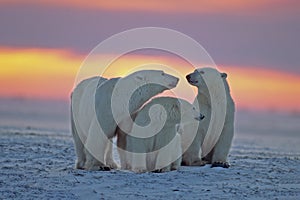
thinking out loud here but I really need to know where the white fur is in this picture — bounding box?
[183,67,235,166]
[180,121,207,166]
[118,97,201,172]
[71,77,108,169]
[71,70,179,170]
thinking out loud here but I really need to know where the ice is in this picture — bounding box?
[0,99,299,199]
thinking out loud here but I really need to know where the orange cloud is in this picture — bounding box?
[1,46,300,112]
[1,0,296,14]
[220,66,300,112]
[0,47,81,100]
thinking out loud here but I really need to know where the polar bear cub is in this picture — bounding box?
[117,97,204,173]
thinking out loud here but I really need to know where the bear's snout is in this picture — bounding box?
[186,74,198,84]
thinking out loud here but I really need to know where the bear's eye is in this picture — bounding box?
[136,76,143,80]
[193,107,195,110]
[161,72,165,76]
[199,71,205,74]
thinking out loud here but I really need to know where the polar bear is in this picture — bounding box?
[116,97,204,173]
[71,70,179,170]
[184,67,235,168]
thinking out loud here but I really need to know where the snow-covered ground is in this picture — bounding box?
[0,99,300,199]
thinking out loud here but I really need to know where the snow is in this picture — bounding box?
[0,99,300,199]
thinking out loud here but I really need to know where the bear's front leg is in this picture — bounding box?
[211,161,230,168]
[181,122,204,166]
[84,149,110,171]
[211,122,234,168]
[130,152,147,173]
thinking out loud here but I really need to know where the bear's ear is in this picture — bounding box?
[221,73,227,79]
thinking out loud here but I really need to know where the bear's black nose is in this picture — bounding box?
[186,74,191,80]
[200,114,205,120]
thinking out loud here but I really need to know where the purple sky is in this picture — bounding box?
[0,3,299,73]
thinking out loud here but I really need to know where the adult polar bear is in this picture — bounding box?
[117,97,204,173]
[71,70,179,170]
[183,67,235,168]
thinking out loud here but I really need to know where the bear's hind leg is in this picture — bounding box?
[84,118,111,171]
[71,109,86,169]
[105,139,118,169]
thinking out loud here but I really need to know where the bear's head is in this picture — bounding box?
[185,67,227,88]
[178,100,205,123]
[148,98,204,124]
[126,70,179,114]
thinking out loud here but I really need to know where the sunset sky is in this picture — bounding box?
[0,0,300,112]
